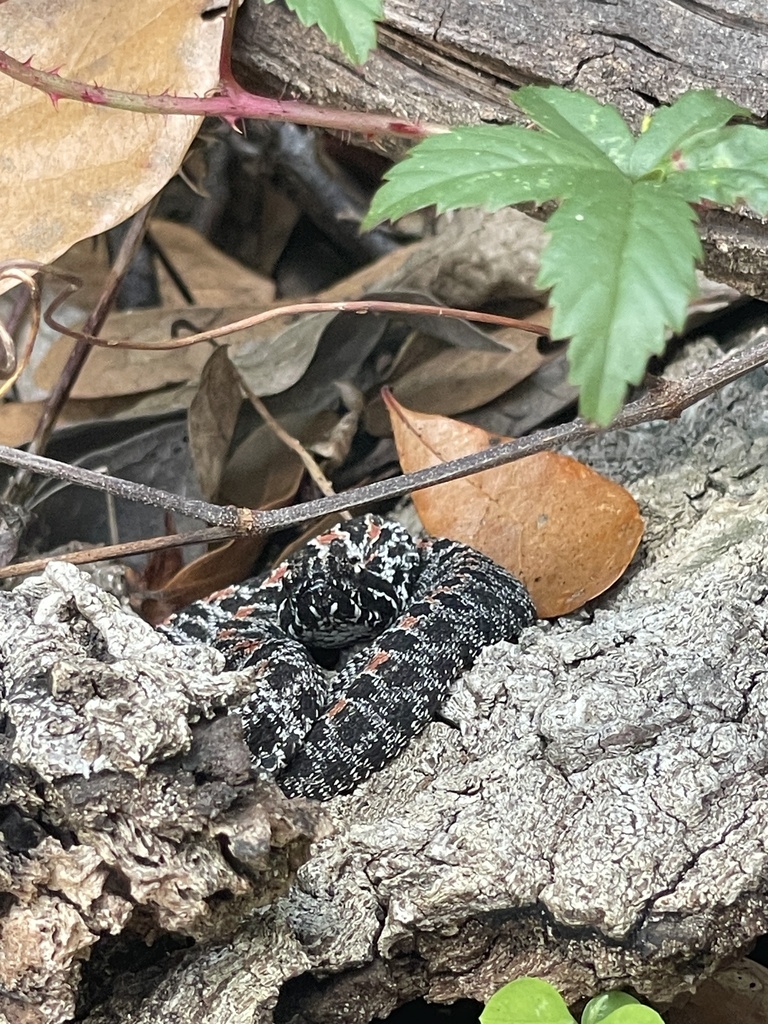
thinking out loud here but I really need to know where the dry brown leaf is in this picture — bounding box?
[138,535,268,624]
[364,307,552,436]
[217,410,338,507]
[139,410,328,618]
[50,220,275,311]
[491,305,552,351]
[365,337,545,436]
[126,513,185,622]
[2,387,201,446]
[149,220,275,307]
[388,396,644,617]
[28,214,275,401]
[33,308,216,398]
[188,347,243,500]
[0,0,223,266]
[0,398,99,446]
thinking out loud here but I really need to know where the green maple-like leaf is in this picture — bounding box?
[264,0,381,65]
[540,178,701,422]
[666,123,768,214]
[628,89,747,176]
[364,85,765,424]
[515,85,635,172]
[363,125,612,227]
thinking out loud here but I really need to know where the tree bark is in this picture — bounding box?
[3,332,768,1022]
[0,578,323,1024]
[232,0,768,298]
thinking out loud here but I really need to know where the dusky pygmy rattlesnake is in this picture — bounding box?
[161,515,535,800]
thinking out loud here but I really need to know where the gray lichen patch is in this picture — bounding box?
[0,564,323,1023]
[276,348,768,1013]
[3,341,768,1023]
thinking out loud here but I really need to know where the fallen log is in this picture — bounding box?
[232,0,768,298]
[2,333,768,1021]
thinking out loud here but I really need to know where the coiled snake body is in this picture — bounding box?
[161,515,535,800]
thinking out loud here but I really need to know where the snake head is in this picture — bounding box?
[275,515,422,649]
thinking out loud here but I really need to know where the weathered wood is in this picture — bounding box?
[232,0,768,297]
[0,575,323,1023]
[3,333,768,1023]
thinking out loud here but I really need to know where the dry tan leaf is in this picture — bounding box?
[253,181,302,277]
[364,307,552,436]
[365,337,545,436]
[0,0,223,265]
[388,396,644,617]
[50,220,275,311]
[33,308,216,398]
[0,397,134,446]
[149,220,275,307]
[27,213,275,402]
[217,410,338,507]
[188,347,243,500]
[30,301,343,406]
[490,305,552,351]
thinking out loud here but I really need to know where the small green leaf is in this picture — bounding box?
[363,126,611,227]
[665,123,768,215]
[582,992,640,1024]
[539,177,701,423]
[364,86,739,423]
[263,0,381,65]
[629,89,747,177]
[482,978,576,1024]
[596,1006,664,1023]
[515,86,635,173]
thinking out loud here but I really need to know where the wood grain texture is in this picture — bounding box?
[55,334,768,1024]
[233,0,768,296]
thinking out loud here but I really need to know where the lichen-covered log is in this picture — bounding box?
[0,577,323,1024]
[76,334,768,1023]
[232,0,768,298]
[3,337,768,1023]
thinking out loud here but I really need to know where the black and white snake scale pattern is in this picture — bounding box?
[160,515,536,800]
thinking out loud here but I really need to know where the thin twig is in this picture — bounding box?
[0,268,41,398]
[5,202,158,505]
[246,390,345,507]
[0,443,245,528]
[0,527,233,580]
[0,329,765,582]
[32,202,157,452]
[43,299,545,351]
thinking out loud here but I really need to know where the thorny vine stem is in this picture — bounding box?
[3,202,157,505]
[0,0,443,140]
[1,2,765,575]
[0,328,766,579]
